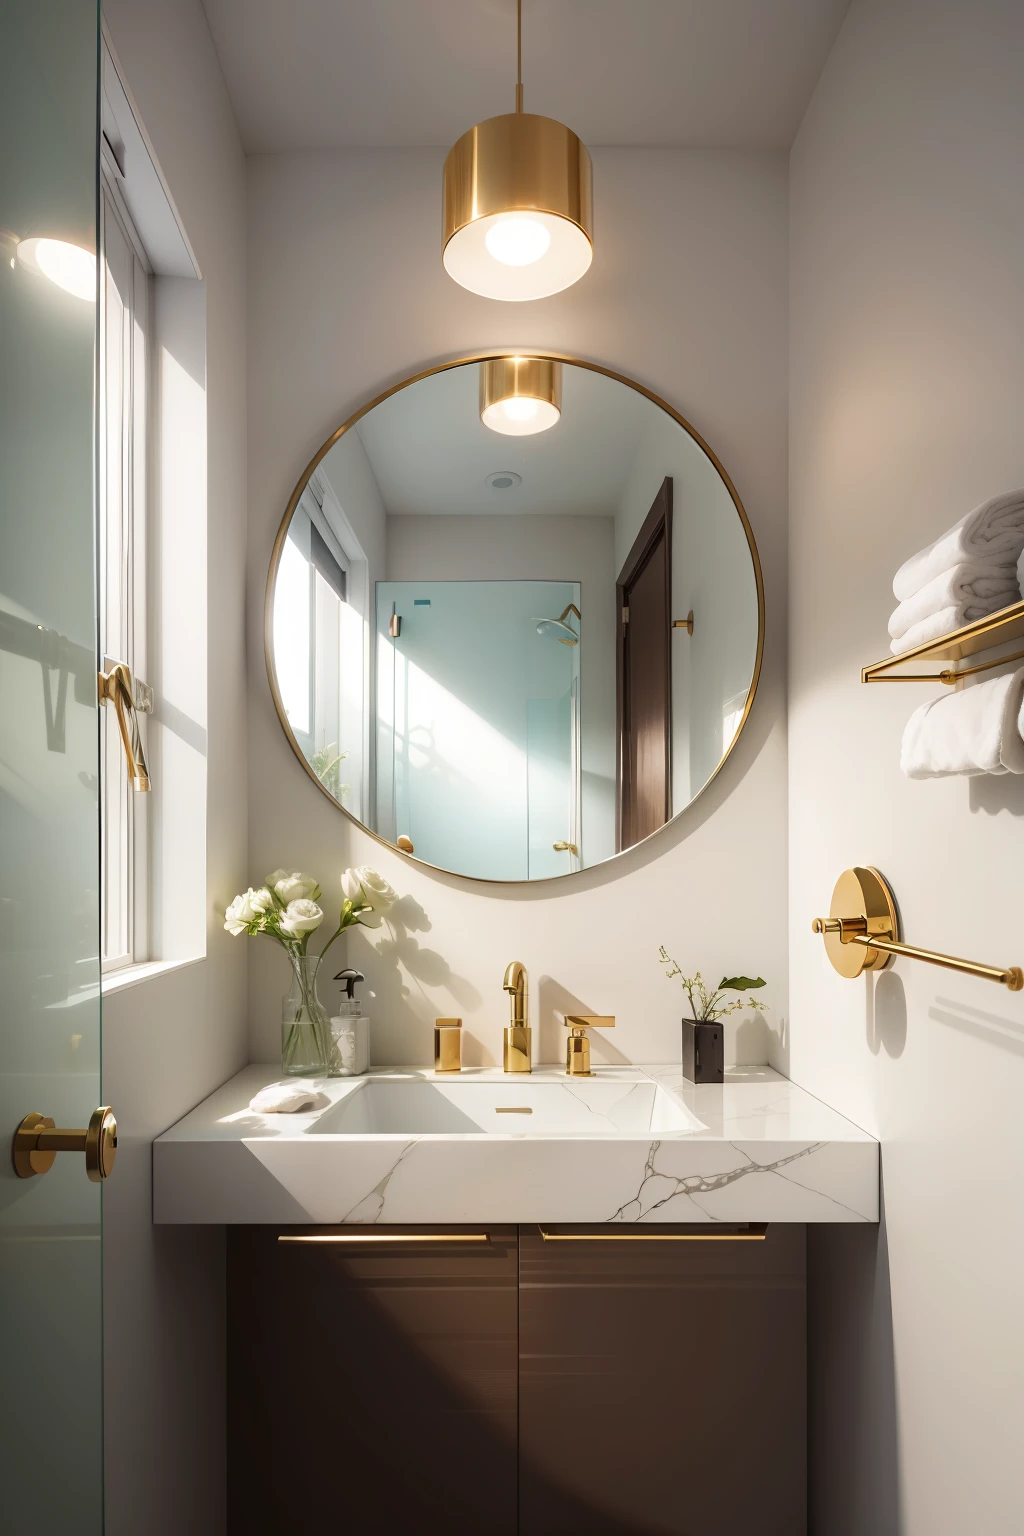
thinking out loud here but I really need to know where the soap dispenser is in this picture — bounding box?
[330,969,370,1077]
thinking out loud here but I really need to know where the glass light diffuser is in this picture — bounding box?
[480,357,562,436]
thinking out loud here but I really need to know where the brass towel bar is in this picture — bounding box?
[813,867,1023,991]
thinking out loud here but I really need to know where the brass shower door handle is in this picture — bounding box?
[12,1107,118,1181]
[552,841,578,854]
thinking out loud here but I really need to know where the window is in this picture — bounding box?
[99,171,150,971]
[274,480,368,817]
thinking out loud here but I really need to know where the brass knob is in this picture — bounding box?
[12,1107,118,1182]
[396,834,414,853]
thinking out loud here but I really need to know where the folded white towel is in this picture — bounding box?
[900,667,1024,778]
[893,490,1024,601]
[248,1080,330,1114]
[891,607,970,656]
[888,565,1019,641]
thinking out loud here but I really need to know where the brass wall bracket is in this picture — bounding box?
[12,1107,118,1181]
[98,661,151,791]
[813,867,1023,991]
[672,611,694,635]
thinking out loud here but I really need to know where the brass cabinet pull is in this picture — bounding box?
[277,1233,490,1245]
[813,866,1023,990]
[98,661,151,791]
[538,1225,767,1242]
[12,1107,118,1182]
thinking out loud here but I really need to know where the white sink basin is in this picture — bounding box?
[309,1076,704,1137]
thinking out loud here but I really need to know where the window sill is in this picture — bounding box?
[102,956,205,996]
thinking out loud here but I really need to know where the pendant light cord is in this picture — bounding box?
[515,0,523,112]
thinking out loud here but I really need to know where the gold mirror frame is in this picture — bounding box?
[264,351,765,885]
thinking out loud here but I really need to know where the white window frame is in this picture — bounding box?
[99,165,151,974]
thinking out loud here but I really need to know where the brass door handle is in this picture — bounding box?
[12,1107,118,1182]
[552,841,578,854]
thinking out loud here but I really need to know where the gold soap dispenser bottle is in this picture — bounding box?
[502,961,531,1073]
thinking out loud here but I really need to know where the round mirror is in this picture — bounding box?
[266,355,763,882]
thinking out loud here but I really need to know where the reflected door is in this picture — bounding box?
[0,2,103,1529]
[617,478,672,850]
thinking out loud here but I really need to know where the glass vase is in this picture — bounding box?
[281,953,331,1076]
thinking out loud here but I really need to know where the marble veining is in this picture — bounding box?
[153,1064,879,1226]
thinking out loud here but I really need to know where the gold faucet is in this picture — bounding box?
[563,1015,615,1075]
[502,961,531,1073]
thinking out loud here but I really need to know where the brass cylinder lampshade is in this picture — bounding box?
[480,356,562,436]
[443,113,593,302]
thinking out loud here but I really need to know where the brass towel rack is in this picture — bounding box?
[862,598,1024,685]
[813,867,1023,990]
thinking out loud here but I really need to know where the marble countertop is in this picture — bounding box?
[153,1063,878,1226]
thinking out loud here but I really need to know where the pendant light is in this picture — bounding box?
[480,357,562,436]
[442,0,593,302]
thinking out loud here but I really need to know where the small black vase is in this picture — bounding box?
[681,1018,724,1084]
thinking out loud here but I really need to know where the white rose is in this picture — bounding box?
[279,898,324,937]
[273,871,321,904]
[250,887,275,913]
[341,866,397,928]
[224,889,259,935]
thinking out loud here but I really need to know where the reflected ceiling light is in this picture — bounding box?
[442,0,593,302]
[16,236,96,301]
[480,357,561,436]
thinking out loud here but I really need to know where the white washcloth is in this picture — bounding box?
[888,565,1019,640]
[893,490,1024,601]
[900,667,1024,778]
[248,1080,330,1114]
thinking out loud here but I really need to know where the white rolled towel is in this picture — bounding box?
[248,1080,330,1113]
[900,667,1024,778]
[888,564,1018,642]
[893,490,1024,601]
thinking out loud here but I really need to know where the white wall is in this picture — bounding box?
[386,512,617,865]
[789,3,1024,1531]
[100,4,248,1534]
[247,146,788,1072]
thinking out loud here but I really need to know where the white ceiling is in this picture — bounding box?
[201,0,850,153]
[347,362,659,518]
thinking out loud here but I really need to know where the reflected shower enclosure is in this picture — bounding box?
[376,582,582,880]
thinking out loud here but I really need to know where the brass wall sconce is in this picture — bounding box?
[813,866,1023,990]
[98,661,151,791]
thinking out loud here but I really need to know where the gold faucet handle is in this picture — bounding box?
[564,1015,615,1030]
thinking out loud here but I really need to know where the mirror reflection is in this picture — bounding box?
[268,357,762,882]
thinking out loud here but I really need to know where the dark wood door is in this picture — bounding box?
[518,1224,807,1536]
[227,1226,518,1535]
[617,477,672,850]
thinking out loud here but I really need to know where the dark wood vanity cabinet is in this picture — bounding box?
[227,1225,519,1535]
[228,1224,805,1536]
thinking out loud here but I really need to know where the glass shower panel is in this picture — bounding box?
[376,581,580,880]
[0,2,103,1529]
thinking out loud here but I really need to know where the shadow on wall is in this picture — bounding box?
[360,893,485,1062]
[969,773,1024,816]
[866,970,908,1059]
[929,993,1024,1060]
[808,1182,902,1536]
